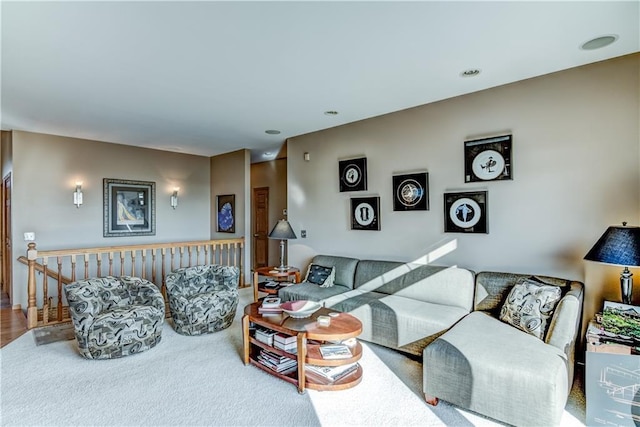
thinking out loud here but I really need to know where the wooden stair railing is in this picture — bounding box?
[20,238,244,329]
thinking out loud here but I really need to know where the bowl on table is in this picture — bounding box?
[280,300,322,318]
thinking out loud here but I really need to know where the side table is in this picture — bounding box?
[252,266,301,302]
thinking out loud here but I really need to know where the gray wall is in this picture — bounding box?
[287,54,640,328]
[10,131,211,308]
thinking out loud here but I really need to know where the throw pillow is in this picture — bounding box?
[305,264,335,288]
[499,277,562,340]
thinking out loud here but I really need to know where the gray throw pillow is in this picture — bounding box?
[499,277,562,340]
[304,264,335,288]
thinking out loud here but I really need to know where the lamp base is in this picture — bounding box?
[621,267,633,305]
[274,265,292,272]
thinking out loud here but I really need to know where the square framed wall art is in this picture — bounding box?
[216,194,235,233]
[350,196,380,231]
[464,134,512,183]
[339,157,367,192]
[444,190,488,233]
[392,172,429,211]
[103,178,156,237]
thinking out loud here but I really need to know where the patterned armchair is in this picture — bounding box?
[63,276,165,359]
[165,265,239,335]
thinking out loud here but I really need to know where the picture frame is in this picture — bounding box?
[216,194,235,233]
[339,157,368,192]
[464,134,512,183]
[444,190,488,233]
[103,178,156,237]
[350,196,380,231]
[392,172,429,211]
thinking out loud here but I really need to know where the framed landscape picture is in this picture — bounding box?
[464,134,512,183]
[392,172,429,211]
[339,157,368,192]
[350,196,380,231]
[444,190,488,233]
[217,194,235,233]
[103,178,156,237]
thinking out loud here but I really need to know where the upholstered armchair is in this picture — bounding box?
[165,265,239,335]
[63,276,165,359]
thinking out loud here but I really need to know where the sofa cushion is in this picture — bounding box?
[354,260,475,311]
[324,290,469,355]
[499,277,562,340]
[309,255,359,289]
[304,264,335,288]
[278,283,349,302]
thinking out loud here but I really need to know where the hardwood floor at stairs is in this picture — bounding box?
[0,292,28,348]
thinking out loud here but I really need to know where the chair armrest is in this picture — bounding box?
[64,281,101,332]
[123,277,165,313]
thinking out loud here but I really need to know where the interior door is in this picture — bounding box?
[253,187,269,269]
[2,173,12,303]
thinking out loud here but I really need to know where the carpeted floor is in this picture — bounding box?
[0,287,586,426]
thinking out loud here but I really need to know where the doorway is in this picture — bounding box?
[2,173,12,304]
[253,187,269,269]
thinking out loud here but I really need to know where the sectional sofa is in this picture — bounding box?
[278,254,584,427]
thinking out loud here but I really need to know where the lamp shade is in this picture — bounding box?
[584,225,640,267]
[268,219,297,240]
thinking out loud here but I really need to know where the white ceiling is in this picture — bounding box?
[2,1,639,163]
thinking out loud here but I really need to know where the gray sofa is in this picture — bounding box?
[279,255,584,426]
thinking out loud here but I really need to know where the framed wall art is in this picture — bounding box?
[339,157,367,192]
[350,196,380,231]
[216,194,235,233]
[103,178,156,237]
[464,134,512,183]
[392,172,429,211]
[444,190,488,233]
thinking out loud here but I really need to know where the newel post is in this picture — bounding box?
[26,242,38,329]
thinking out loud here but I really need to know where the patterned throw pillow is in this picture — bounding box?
[304,264,335,288]
[499,277,562,340]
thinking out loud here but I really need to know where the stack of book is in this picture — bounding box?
[257,349,297,375]
[305,362,359,383]
[255,327,278,346]
[258,297,283,316]
[587,301,640,353]
[274,333,297,354]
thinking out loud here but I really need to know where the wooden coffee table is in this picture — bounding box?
[242,302,363,393]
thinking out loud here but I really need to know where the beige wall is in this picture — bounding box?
[287,54,640,332]
[251,158,288,267]
[10,131,212,307]
[210,149,251,283]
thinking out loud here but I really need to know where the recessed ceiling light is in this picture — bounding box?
[263,152,273,157]
[460,69,481,77]
[580,35,618,50]
[265,129,281,135]
[324,110,339,116]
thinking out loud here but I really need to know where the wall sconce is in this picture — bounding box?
[73,183,83,208]
[170,189,179,209]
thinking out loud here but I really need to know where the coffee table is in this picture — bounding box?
[242,302,363,393]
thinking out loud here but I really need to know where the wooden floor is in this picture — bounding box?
[0,292,28,348]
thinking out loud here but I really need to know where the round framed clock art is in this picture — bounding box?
[444,191,488,233]
[392,172,429,211]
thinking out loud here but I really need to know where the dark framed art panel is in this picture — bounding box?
[339,157,368,192]
[393,172,429,211]
[464,134,512,183]
[217,194,235,233]
[444,190,488,234]
[103,178,156,237]
[350,196,380,231]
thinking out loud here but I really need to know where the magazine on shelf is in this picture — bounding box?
[305,362,359,382]
[319,344,352,359]
[602,301,640,341]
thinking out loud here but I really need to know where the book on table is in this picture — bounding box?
[305,362,359,383]
[259,296,283,314]
[319,344,352,359]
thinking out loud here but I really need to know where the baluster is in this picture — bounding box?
[120,252,125,276]
[42,256,49,324]
[97,254,103,277]
[170,247,176,271]
[56,256,63,321]
[131,251,136,277]
[188,246,193,267]
[108,252,114,276]
[151,249,157,285]
[204,244,210,265]
[141,250,147,280]
[84,253,90,279]
[26,243,38,328]
[179,247,185,268]
[70,254,77,282]
[161,248,167,298]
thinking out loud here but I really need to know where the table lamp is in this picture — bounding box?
[268,219,297,271]
[584,222,640,304]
